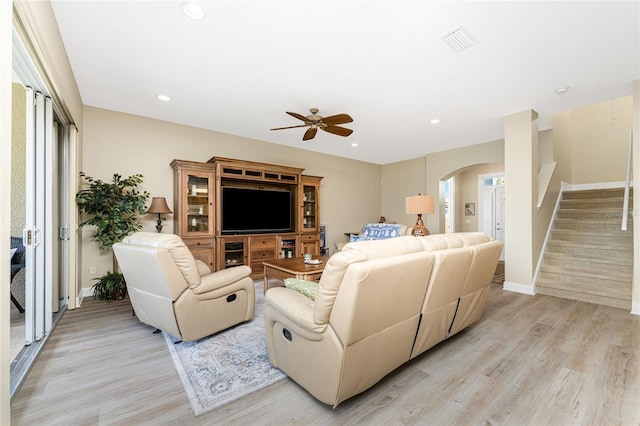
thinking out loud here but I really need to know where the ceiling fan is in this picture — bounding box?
[270,108,353,141]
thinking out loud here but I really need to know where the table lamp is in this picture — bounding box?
[405,193,434,236]
[148,197,172,233]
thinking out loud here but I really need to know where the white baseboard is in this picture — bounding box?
[632,301,640,316]
[565,181,631,191]
[75,287,94,307]
[503,281,536,295]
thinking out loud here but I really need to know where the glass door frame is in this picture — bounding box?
[10,27,72,400]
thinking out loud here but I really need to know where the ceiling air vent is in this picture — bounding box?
[441,26,477,53]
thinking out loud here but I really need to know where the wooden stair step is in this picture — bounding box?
[543,251,633,266]
[553,218,633,232]
[561,188,633,199]
[535,282,632,310]
[538,264,632,284]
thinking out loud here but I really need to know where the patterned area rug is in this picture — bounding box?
[163,280,286,416]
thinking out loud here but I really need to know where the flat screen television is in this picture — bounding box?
[221,186,293,234]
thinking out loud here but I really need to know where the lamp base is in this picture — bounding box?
[156,215,163,233]
[412,214,430,236]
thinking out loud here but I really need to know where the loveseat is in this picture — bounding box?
[113,232,255,342]
[265,232,502,407]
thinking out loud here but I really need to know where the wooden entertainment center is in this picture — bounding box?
[170,157,323,279]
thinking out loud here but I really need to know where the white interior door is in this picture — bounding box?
[478,173,505,261]
[494,186,505,260]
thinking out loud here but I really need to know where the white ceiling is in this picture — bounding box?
[51,1,640,165]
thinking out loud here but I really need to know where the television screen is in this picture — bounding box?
[221,187,293,234]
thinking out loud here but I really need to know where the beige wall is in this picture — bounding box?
[548,96,633,185]
[424,139,506,234]
[381,157,427,227]
[80,106,383,290]
[11,83,27,237]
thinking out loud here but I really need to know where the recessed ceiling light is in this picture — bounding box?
[429,118,441,125]
[351,143,359,147]
[182,2,205,20]
[157,94,171,102]
[555,86,570,94]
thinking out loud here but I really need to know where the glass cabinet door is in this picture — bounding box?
[302,184,318,231]
[184,172,213,236]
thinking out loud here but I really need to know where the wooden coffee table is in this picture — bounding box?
[262,257,325,293]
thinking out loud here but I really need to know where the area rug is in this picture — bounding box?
[163,280,286,416]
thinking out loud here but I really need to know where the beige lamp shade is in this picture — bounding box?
[405,194,434,236]
[148,197,172,214]
[405,194,435,215]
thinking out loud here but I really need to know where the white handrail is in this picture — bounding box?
[622,130,632,231]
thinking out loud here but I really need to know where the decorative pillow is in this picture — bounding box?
[10,248,17,260]
[361,223,403,240]
[349,234,372,242]
[284,278,319,300]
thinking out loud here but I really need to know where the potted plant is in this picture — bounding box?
[76,172,149,301]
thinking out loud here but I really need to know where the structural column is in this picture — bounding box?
[504,109,539,294]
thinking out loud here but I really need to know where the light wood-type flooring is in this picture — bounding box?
[11,281,640,425]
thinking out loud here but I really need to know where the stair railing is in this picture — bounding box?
[622,129,633,231]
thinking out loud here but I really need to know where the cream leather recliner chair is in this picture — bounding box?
[113,232,255,342]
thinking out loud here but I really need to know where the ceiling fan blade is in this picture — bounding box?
[270,124,310,131]
[321,113,353,126]
[322,125,353,137]
[303,127,318,141]
[286,111,310,122]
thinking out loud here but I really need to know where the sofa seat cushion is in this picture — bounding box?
[285,278,319,300]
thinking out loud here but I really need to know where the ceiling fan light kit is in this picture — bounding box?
[271,108,354,141]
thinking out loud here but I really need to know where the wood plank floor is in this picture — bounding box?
[11,282,640,425]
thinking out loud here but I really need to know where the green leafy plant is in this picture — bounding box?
[91,270,127,301]
[76,172,150,300]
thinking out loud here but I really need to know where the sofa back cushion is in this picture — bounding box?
[329,251,434,346]
[314,236,423,324]
[124,232,201,288]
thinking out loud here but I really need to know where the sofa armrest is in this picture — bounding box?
[192,265,251,295]
[266,287,326,334]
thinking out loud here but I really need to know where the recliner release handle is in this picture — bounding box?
[283,328,292,341]
[226,294,237,303]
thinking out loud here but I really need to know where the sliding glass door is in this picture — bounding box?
[10,29,70,398]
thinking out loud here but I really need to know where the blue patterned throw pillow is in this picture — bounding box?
[361,223,403,239]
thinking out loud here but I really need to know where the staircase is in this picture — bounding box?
[536,188,633,310]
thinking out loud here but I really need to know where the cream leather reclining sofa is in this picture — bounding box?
[265,232,502,407]
[113,232,255,342]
